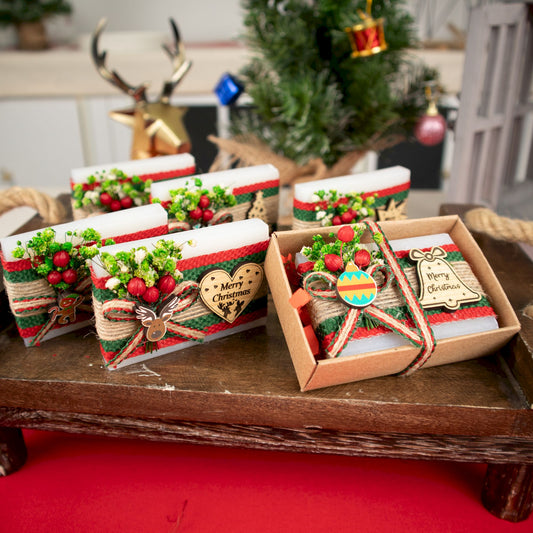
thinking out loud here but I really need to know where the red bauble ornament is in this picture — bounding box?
[415,102,446,147]
[296,261,315,275]
[100,192,112,206]
[110,200,122,211]
[340,211,353,224]
[332,215,342,226]
[120,196,133,209]
[354,249,371,269]
[338,225,355,243]
[143,286,160,303]
[198,195,211,209]
[202,209,214,222]
[47,270,62,285]
[127,277,146,297]
[324,254,343,272]
[62,268,78,285]
[52,250,70,268]
[189,207,203,220]
[158,275,176,294]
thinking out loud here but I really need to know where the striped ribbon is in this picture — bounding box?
[303,221,436,375]
[102,280,206,369]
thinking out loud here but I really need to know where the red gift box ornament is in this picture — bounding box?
[345,0,387,58]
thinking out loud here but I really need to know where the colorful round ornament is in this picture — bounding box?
[336,261,377,308]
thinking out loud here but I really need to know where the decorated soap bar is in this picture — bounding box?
[90,218,270,369]
[292,166,410,229]
[150,164,280,231]
[70,153,196,220]
[1,204,169,346]
[295,224,498,367]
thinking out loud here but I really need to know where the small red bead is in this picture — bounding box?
[189,207,203,220]
[354,249,371,269]
[198,195,211,209]
[158,275,176,294]
[143,286,160,303]
[202,209,214,222]
[110,200,122,211]
[127,277,146,297]
[62,268,78,285]
[47,270,62,285]
[340,211,353,224]
[324,254,343,272]
[337,225,355,243]
[120,196,133,209]
[332,215,342,226]
[100,192,112,206]
[52,250,70,268]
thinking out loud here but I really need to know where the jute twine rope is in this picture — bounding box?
[208,130,404,187]
[465,207,533,319]
[0,187,67,224]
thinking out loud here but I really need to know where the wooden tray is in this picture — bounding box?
[0,203,532,522]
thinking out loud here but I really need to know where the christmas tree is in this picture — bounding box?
[231,0,438,168]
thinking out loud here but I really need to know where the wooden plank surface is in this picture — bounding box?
[0,204,532,446]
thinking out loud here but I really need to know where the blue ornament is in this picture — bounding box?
[214,73,244,105]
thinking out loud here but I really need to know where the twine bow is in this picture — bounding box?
[304,220,436,376]
[102,280,205,369]
[12,276,93,346]
[168,210,233,232]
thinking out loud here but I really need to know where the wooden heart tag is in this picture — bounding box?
[198,262,264,323]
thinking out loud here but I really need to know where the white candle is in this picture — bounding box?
[150,164,279,202]
[293,166,410,203]
[91,218,270,278]
[70,153,196,184]
[1,204,168,262]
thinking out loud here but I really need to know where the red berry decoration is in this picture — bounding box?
[198,195,211,208]
[324,254,343,272]
[120,196,133,209]
[189,207,203,220]
[127,277,146,297]
[47,270,62,285]
[337,225,355,243]
[340,211,353,224]
[158,275,176,294]
[100,192,112,205]
[110,200,122,211]
[296,261,315,275]
[62,268,78,285]
[143,286,160,303]
[202,209,214,222]
[332,215,342,226]
[354,249,371,269]
[52,250,70,268]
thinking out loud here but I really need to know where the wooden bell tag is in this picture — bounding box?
[198,262,264,323]
[409,246,482,310]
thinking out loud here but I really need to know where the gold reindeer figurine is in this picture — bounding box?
[91,18,192,159]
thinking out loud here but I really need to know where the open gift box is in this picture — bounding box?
[265,215,521,391]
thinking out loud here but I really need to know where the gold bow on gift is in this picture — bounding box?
[102,280,205,368]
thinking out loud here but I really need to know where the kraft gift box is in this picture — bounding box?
[265,216,520,391]
[150,164,280,231]
[90,218,270,369]
[292,166,410,229]
[70,153,196,219]
[1,204,169,347]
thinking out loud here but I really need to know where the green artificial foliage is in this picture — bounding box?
[233,0,439,166]
[0,0,71,25]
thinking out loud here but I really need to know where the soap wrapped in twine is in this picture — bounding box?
[465,207,533,319]
[0,187,67,224]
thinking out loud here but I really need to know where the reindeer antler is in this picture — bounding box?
[135,305,157,327]
[91,18,149,103]
[160,18,192,103]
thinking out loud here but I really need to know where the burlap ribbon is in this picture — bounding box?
[303,220,436,375]
[101,280,205,369]
[11,276,93,346]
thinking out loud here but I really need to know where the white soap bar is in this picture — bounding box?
[70,153,195,184]
[293,166,410,203]
[150,164,280,202]
[1,204,168,262]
